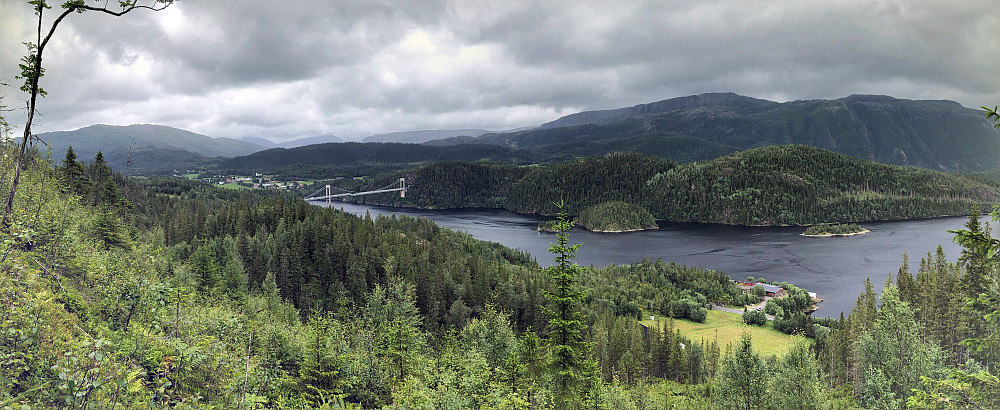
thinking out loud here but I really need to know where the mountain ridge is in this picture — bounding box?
[36,124,266,170]
[432,93,998,171]
[363,129,493,143]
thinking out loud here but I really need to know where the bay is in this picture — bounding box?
[313,200,974,317]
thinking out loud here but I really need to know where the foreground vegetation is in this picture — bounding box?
[3,141,1000,408]
[334,146,998,226]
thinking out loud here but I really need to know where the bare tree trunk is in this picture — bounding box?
[1,1,173,233]
[0,5,45,233]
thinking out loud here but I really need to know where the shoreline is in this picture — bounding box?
[308,199,970,228]
[585,227,658,233]
[800,229,871,238]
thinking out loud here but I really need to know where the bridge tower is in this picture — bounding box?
[325,184,331,207]
[399,178,406,198]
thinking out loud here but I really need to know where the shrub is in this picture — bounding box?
[689,307,708,323]
[742,309,767,326]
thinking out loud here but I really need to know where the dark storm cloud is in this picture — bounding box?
[1,0,997,140]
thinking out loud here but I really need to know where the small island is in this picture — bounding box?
[575,201,658,233]
[802,223,869,237]
[536,220,564,232]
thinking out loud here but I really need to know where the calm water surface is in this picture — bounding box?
[313,201,973,317]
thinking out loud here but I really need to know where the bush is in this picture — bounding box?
[742,309,767,326]
[689,307,708,323]
[764,299,780,315]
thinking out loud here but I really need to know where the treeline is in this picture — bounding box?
[133,178,547,332]
[343,151,676,216]
[803,223,865,236]
[214,142,545,179]
[335,145,998,225]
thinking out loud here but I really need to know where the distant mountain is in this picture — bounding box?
[239,136,279,148]
[433,93,1000,171]
[278,134,344,148]
[363,129,492,143]
[36,124,266,170]
[215,142,543,178]
[539,92,777,128]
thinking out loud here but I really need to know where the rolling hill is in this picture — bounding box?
[36,124,266,170]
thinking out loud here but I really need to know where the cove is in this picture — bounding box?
[312,200,973,317]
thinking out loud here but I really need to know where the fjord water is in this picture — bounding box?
[317,201,970,317]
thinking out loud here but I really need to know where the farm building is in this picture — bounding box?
[734,280,786,297]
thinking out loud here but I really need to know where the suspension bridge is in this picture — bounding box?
[304,178,408,206]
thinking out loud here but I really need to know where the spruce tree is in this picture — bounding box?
[957,205,992,302]
[60,145,89,195]
[542,200,592,408]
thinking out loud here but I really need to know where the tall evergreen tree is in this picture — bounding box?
[60,145,89,195]
[956,205,993,303]
[541,201,592,408]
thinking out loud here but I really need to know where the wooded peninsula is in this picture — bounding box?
[333,145,998,226]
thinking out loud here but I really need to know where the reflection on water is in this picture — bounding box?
[313,200,970,317]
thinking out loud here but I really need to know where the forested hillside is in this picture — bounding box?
[335,145,999,225]
[3,136,1000,407]
[215,142,544,179]
[435,93,1000,171]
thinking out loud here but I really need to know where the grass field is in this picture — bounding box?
[640,310,805,357]
[218,183,249,190]
[183,173,199,179]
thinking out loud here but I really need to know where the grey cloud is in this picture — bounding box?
[1,0,998,140]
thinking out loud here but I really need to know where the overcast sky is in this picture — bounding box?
[1,0,998,142]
